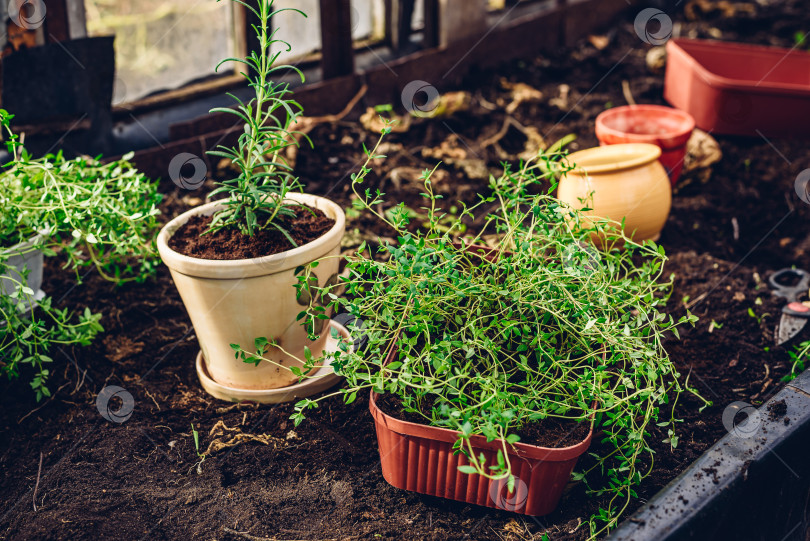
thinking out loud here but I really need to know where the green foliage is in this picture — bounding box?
[190,422,206,474]
[278,126,697,537]
[0,110,162,282]
[747,306,770,325]
[206,0,308,240]
[0,109,161,399]
[784,340,809,381]
[0,270,104,401]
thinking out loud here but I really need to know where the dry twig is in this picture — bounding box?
[32,452,43,512]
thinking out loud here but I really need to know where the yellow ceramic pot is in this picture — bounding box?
[557,143,671,242]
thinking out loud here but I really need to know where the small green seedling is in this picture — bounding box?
[784,340,810,382]
[191,422,206,474]
[747,307,770,325]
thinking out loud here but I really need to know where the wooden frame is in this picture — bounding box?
[26,0,627,124]
[319,0,355,79]
[42,0,86,42]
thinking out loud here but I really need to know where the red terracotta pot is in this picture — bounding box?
[370,390,593,515]
[664,38,810,138]
[595,104,694,185]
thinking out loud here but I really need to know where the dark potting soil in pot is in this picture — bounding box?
[376,393,591,448]
[168,205,335,260]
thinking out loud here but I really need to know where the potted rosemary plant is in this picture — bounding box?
[284,131,696,531]
[0,109,162,400]
[157,0,345,402]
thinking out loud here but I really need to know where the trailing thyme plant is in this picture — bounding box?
[0,109,161,399]
[0,110,162,282]
[234,128,697,537]
[206,0,308,241]
[0,270,103,401]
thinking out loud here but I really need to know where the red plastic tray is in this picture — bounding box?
[664,38,810,137]
[370,390,593,516]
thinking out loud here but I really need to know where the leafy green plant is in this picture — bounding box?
[784,340,809,382]
[747,306,770,325]
[0,268,103,400]
[0,109,161,399]
[234,126,698,537]
[190,422,206,474]
[0,110,162,282]
[205,0,308,240]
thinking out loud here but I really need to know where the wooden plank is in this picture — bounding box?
[364,6,565,100]
[565,0,632,46]
[384,0,417,52]
[44,0,70,42]
[319,0,355,79]
[124,135,210,189]
[115,74,245,119]
[422,0,440,49]
[438,0,488,47]
[294,72,364,117]
[65,0,88,39]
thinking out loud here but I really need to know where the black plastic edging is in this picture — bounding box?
[606,370,810,541]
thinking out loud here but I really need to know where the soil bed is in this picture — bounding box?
[2,1,810,540]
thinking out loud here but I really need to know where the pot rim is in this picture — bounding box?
[566,143,662,175]
[157,192,345,279]
[369,390,593,462]
[371,340,594,461]
[667,38,810,97]
[595,105,695,147]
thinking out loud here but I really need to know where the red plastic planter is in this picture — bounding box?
[370,391,593,515]
[595,105,694,184]
[664,38,810,137]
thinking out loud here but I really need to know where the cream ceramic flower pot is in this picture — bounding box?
[557,143,671,242]
[157,193,345,392]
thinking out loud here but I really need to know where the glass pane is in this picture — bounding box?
[351,0,385,41]
[85,0,235,104]
[271,0,386,64]
[270,0,321,63]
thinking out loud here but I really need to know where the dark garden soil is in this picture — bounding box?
[169,206,335,260]
[3,1,810,540]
